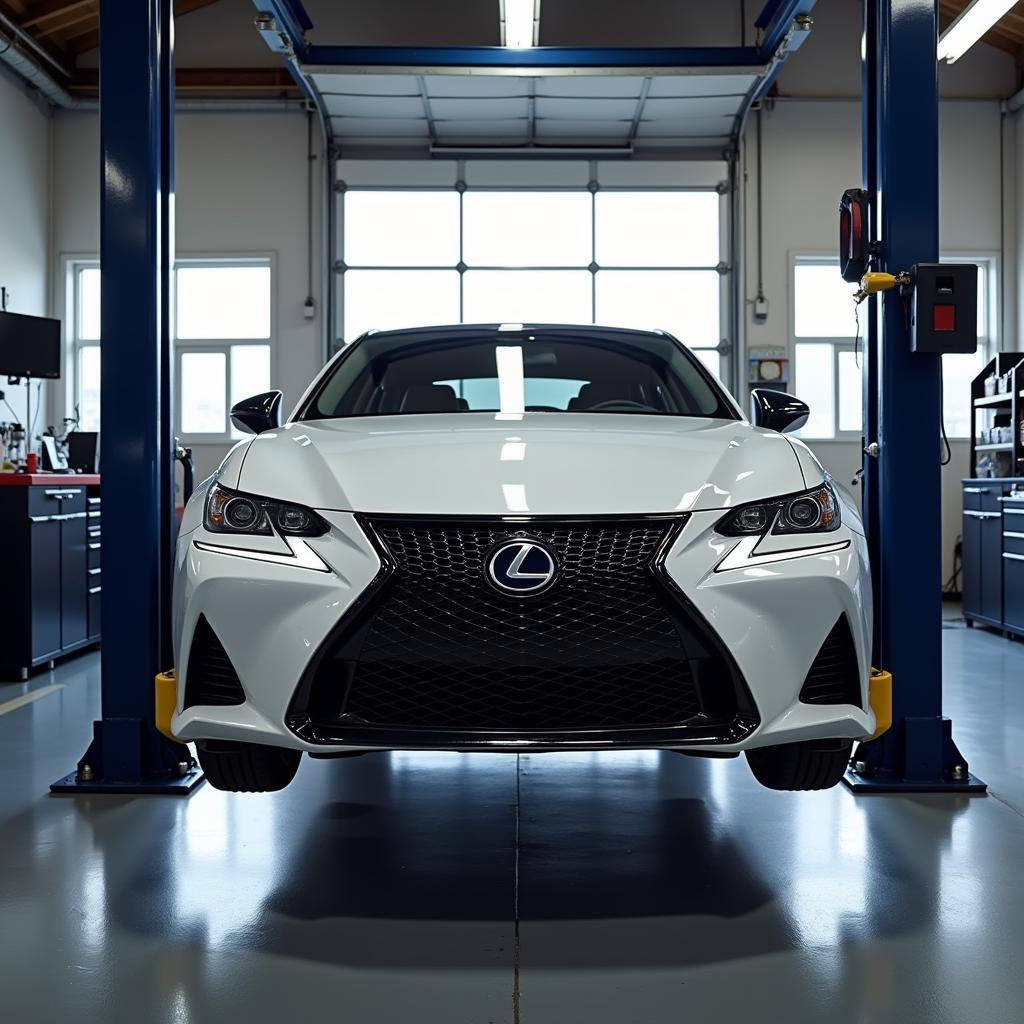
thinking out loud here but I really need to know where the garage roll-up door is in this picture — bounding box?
[334,159,731,381]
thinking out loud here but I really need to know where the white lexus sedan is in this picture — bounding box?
[171,324,874,793]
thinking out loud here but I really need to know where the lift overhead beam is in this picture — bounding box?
[251,0,816,153]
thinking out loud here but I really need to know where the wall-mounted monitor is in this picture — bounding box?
[0,311,62,380]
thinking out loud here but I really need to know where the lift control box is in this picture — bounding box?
[910,263,977,354]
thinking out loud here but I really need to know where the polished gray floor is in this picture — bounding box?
[1,616,1022,1023]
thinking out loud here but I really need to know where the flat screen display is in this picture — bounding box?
[0,311,61,379]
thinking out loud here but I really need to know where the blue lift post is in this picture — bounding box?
[844,0,984,793]
[52,0,201,795]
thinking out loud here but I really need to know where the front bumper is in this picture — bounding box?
[171,511,873,752]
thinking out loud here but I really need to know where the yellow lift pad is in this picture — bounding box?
[868,668,893,740]
[155,669,179,742]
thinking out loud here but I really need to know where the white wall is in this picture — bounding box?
[0,68,50,444]
[51,109,326,484]
[742,97,1014,584]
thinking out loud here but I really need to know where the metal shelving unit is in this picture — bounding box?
[970,354,1024,478]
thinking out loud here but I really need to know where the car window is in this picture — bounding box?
[303,332,734,421]
[433,377,588,411]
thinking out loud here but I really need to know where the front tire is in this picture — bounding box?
[745,739,853,791]
[197,740,301,792]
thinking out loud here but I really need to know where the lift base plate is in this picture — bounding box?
[842,769,986,793]
[50,766,204,795]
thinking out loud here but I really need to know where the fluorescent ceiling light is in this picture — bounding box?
[937,0,1015,63]
[501,0,538,48]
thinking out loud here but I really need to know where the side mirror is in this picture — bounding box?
[230,390,283,435]
[750,389,809,434]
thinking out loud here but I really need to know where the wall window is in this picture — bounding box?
[70,259,273,441]
[791,255,994,439]
[73,266,102,431]
[175,261,272,440]
[339,187,725,378]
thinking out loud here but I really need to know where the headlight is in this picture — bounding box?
[204,482,328,538]
[716,484,841,537]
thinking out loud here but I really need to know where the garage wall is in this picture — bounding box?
[0,68,50,437]
[743,97,1014,583]
[51,109,326,484]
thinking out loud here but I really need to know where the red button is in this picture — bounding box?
[933,304,956,332]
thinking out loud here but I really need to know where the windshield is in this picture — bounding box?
[301,330,736,421]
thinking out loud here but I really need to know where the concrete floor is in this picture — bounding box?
[1,615,1022,1023]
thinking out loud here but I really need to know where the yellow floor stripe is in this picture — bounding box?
[0,683,65,717]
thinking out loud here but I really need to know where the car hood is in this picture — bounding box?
[226,413,812,516]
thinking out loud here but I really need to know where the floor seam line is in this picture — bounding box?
[986,788,1024,820]
[0,684,65,718]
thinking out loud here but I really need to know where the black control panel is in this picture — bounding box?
[910,263,978,354]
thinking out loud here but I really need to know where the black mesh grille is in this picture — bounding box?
[798,616,862,706]
[184,615,246,709]
[303,517,736,733]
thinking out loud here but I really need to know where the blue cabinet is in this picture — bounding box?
[0,479,101,679]
[963,479,1024,638]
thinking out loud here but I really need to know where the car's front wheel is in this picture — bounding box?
[745,738,853,791]
[197,740,301,792]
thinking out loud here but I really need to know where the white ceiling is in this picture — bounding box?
[308,69,762,151]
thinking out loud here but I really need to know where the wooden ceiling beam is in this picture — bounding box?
[34,7,96,39]
[0,0,31,19]
[939,2,1024,56]
[64,26,96,54]
[0,0,72,66]
[60,0,222,57]
[21,0,93,30]
[69,66,300,95]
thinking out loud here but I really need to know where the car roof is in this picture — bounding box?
[359,323,674,343]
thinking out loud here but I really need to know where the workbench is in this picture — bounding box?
[0,473,101,679]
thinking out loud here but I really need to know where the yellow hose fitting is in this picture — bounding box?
[854,271,911,303]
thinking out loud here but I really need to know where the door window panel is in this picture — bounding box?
[595,192,719,267]
[596,270,719,347]
[344,191,460,266]
[344,270,460,339]
[462,192,592,267]
[462,270,592,325]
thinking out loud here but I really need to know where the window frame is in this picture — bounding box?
[66,259,102,433]
[789,253,863,442]
[790,251,998,441]
[173,255,276,443]
[336,182,730,382]
[66,254,277,444]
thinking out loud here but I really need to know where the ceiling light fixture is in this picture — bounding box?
[937,0,1015,63]
[501,0,539,49]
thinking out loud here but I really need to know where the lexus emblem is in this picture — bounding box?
[486,539,558,596]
